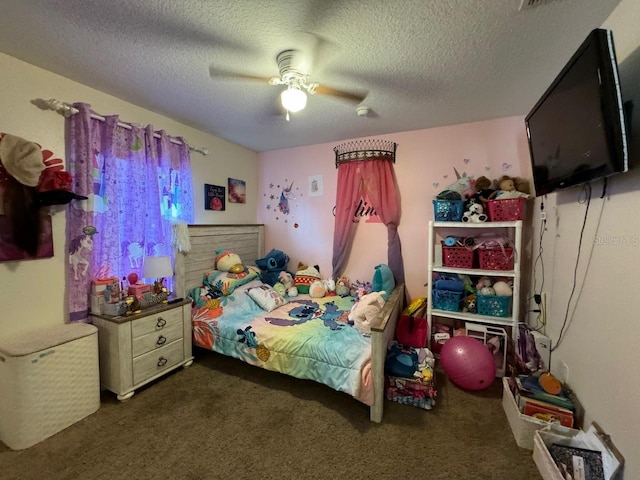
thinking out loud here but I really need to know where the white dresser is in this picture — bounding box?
[92,299,193,400]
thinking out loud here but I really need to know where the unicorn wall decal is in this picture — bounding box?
[68,234,93,280]
[278,182,296,215]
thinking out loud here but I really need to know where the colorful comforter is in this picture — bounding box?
[190,280,374,404]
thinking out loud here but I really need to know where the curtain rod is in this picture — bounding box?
[31,98,209,155]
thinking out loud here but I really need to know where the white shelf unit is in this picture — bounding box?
[427,220,523,345]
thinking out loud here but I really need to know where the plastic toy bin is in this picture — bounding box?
[442,245,475,268]
[0,323,100,450]
[487,197,526,221]
[433,199,465,222]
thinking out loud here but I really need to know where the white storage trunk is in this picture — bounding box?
[0,323,100,450]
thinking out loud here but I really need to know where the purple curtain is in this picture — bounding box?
[65,103,194,323]
[332,156,405,284]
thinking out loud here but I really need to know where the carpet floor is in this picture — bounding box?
[1,348,541,480]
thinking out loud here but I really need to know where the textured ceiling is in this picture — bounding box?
[0,0,622,152]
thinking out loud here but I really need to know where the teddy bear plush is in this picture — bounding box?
[348,291,386,334]
[462,202,488,223]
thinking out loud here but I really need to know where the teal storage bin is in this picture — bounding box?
[477,294,511,317]
[433,199,465,222]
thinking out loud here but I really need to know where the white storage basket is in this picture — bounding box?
[502,377,578,450]
[0,323,100,450]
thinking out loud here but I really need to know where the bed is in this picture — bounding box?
[174,224,405,422]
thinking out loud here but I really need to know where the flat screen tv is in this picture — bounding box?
[525,28,629,196]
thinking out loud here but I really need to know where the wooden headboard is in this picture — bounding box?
[174,224,264,297]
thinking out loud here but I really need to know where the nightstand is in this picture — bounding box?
[91,299,193,400]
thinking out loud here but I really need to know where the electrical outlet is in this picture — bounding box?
[561,361,569,383]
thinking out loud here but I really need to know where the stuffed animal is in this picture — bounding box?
[335,276,350,297]
[323,278,336,296]
[490,175,530,199]
[273,282,286,296]
[293,262,321,294]
[471,175,495,204]
[309,279,327,298]
[255,249,291,286]
[493,280,513,296]
[436,169,474,200]
[463,294,477,314]
[462,202,488,223]
[214,249,242,272]
[348,291,386,334]
[278,271,298,297]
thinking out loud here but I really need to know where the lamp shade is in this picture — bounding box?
[142,256,173,279]
[280,87,307,113]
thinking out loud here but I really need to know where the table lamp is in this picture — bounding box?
[142,256,173,295]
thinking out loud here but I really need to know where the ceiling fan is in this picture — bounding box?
[209,39,367,121]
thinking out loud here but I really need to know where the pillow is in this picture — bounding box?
[372,264,395,301]
[246,284,288,312]
[203,265,260,296]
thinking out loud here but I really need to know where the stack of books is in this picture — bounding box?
[509,373,579,428]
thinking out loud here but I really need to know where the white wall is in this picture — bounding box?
[0,52,258,339]
[530,1,640,477]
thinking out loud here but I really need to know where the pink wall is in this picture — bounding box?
[257,115,532,300]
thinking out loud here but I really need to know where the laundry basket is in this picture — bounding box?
[0,323,100,450]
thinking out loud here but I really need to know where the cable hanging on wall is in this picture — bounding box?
[333,139,397,167]
[30,98,209,155]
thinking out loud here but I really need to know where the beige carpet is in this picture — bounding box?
[1,349,541,480]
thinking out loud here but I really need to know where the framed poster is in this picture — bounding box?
[204,184,225,211]
[0,214,54,262]
[228,177,246,204]
[308,174,323,197]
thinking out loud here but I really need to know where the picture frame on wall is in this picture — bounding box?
[228,177,246,204]
[308,174,323,197]
[204,183,225,211]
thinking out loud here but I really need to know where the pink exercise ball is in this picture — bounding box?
[440,336,496,390]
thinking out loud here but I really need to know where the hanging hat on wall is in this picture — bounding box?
[37,170,88,206]
[0,134,45,187]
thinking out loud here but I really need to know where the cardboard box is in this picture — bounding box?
[532,424,624,480]
[502,377,579,450]
[128,283,151,300]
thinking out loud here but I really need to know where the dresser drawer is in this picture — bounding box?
[132,340,183,385]
[131,307,183,338]
[132,320,183,357]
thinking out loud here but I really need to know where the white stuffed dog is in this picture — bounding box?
[348,291,386,334]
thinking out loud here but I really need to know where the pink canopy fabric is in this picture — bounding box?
[332,155,405,284]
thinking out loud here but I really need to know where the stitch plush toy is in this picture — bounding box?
[255,249,291,286]
[348,291,386,334]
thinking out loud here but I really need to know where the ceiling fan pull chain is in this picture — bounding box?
[286,111,290,122]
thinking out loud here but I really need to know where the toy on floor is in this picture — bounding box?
[440,336,496,390]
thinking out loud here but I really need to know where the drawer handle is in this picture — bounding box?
[156,335,167,346]
[156,317,167,329]
[157,356,168,367]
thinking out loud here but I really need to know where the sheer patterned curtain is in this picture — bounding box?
[65,103,194,323]
[332,156,405,284]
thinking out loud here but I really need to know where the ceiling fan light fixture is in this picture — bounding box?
[280,87,307,113]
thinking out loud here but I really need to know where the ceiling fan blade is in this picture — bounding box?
[209,65,274,84]
[290,31,337,75]
[313,84,367,104]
